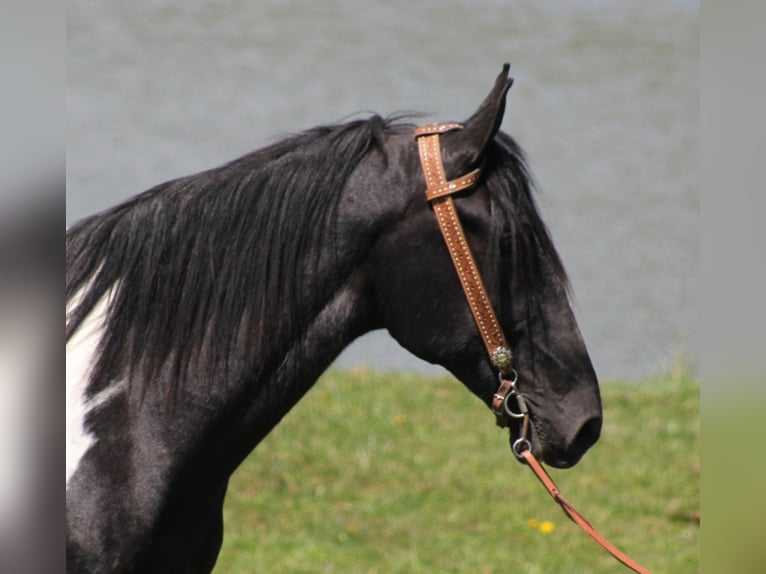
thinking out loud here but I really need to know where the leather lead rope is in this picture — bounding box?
[414,123,653,574]
[521,450,653,574]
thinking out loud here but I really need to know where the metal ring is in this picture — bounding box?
[512,437,532,459]
[497,368,519,386]
[506,368,518,385]
[503,389,528,419]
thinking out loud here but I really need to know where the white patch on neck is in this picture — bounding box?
[66,289,124,487]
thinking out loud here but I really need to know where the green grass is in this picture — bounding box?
[215,362,699,573]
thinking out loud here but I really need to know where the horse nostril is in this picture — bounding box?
[571,415,602,454]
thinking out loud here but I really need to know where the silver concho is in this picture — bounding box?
[490,346,513,372]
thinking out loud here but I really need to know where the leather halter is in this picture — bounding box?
[414,123,653,574]
[414,123,516,427]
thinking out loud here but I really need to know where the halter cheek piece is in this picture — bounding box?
[414,122,523,432]
[413,123,653,574]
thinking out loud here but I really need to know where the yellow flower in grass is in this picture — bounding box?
[538,520,556,534]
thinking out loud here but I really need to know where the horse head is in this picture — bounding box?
[369,65,602,468]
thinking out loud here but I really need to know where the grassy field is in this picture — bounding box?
[215,361,699,573]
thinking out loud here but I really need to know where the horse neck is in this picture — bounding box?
[160,265,374,486]
[238,270,371,440]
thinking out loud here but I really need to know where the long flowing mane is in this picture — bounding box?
[66,116,391,400]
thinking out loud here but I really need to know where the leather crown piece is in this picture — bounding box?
[414,123,515,424]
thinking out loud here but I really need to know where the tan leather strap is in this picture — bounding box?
[415,124,515,425]
[415,125,514,381]
[413,122,465,137]
[491,378,514,419]
[521,450,653,573]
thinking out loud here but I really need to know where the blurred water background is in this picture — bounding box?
[67,0,698,382]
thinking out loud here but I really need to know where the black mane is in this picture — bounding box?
[66,116,391,399]
[484,131,570,325]
[66,115,565,401]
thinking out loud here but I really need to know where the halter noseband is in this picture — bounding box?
[414,122,523,432]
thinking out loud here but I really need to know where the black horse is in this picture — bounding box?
[66,65,602,573]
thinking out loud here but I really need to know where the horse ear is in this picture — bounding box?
[442,63,514,175]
